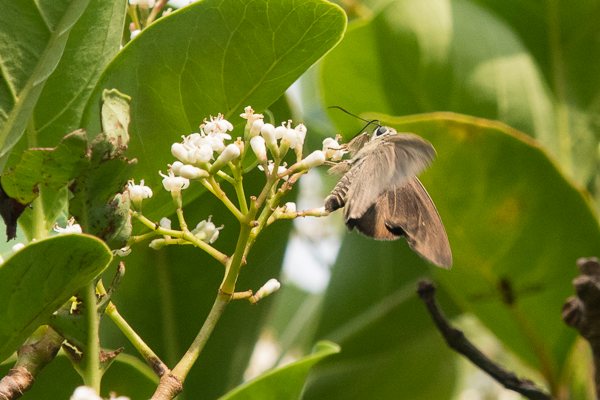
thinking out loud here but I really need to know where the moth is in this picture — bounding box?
[324,126,452,268]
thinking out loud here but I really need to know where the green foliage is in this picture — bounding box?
[82,0,347,219]
[0,235,112,362]
[219,341,339,400]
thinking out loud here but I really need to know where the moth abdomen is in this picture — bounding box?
[324,172,353,212]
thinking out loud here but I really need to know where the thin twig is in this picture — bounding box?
[417,280,552,400]
[562,257,600,399]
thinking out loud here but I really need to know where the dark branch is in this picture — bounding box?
[562,257,600,399]
[417,280,552,400]
[0,327,63,399]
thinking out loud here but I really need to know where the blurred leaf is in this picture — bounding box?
[369,112,600,391]
[70,90,135,248]
[318,0,600,187]
[219,341,339,400]
[0,234,112,362]
[303,234,458,399]
[1,130,88,205]
[0,352,157,399]
[82,0,347,219]
[0,0,91,160]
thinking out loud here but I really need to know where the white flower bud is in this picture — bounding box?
[250,136,267,162]
[253,279,281,302]
[274,125,287,140]
[130,29,141,40]
[170,161,184,174]
[159,217,172,230]
[160,171,190,193]
[179,164,209,179]
[171,142,189,163]
[70,386,103,400]
[295,124,307,147]
[260,123,277,145]
[211,143,241,173]
[250,119,264,137]
[300,150,326,169]
[149,239,165,250]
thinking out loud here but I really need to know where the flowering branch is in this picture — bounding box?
[126,106,343,399]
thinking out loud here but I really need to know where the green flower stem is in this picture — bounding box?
[216,170,236,185]
[128,5,140,30]
[170,292,230,382]
[81,282,101,392]
[229,162,248,214]
[220,223,252,295]
[146,0,168,25]
[30,196,47,240]
[105,302,168,376]
[176,208,187,231]
[201,178,244,221]
[132,212,229,265]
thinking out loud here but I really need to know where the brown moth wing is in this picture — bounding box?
[347,177,452,268]
[343,134,436,220]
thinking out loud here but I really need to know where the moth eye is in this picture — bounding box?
[375,126,388,136]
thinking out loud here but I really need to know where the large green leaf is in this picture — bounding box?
[0,234,113,362]
[302,235,458,400]
[318,0,600,187]
[0,0,90,160]
[219,341,339,400]
[363,112,599,392]
[82,0,347,219]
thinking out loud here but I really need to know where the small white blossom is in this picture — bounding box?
[295,124,307,148]
[193,217,223,244]
[322,137,345,161]
[159,217,172,230]
[149,239,164,250]
[160,171,190,193]
[258,161,287,179]
[240,106,264,124]
[253,279,281,302]
[250,136,267,162]
[300,150,326,169]
[70,386,102,400]
[54,217,83,234]
[201,114,233,135]
[171,142,189,163]
[127,179,153,208]
[12,243,25,252]
[189,143,214,163]
[179,164,209,179]
[281,126,299,149]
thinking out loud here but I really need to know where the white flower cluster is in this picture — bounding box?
[241,106,339,171]
[164,113,242,192]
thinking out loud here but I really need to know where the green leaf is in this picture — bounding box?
[219,341,339,400]
[318,0,600,187]
[373,112,600,390]
[82,0,347,219]
[303,235,458,400]
[0,0,91,159]
[0,234,113,362]
[1,130,89,205]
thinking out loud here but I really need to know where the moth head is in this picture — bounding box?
[372,125,397,139]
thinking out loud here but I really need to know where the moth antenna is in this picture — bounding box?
[328,106,381,137]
